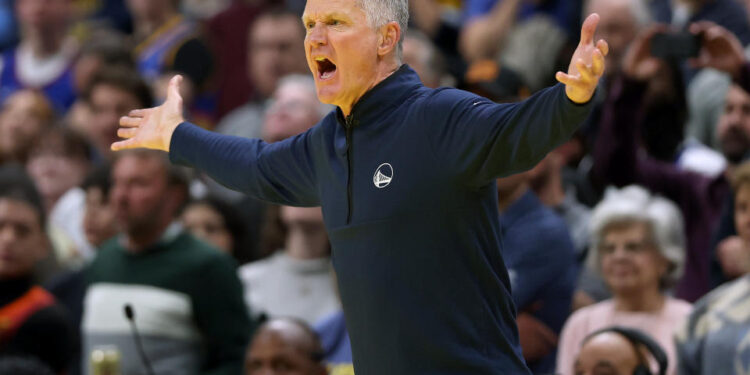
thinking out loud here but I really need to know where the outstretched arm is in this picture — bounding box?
[425,14,608,186]
[112,76,319,206]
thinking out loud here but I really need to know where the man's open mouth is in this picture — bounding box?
[315,57,337,80]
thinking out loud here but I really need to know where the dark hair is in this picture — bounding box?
[185,196,253,264]
[84,67,153,108]
[29,125,92,162]
[0,165,45,226]
[81,164,112,197]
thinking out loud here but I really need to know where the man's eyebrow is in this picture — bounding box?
[301,12,350,23]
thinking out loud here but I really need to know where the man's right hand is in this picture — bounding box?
[111,75,186,152]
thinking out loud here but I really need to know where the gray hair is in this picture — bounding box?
[584,0,652,29]
[587,185,685,289]
[356,0,409,58]
[276,74,333,118]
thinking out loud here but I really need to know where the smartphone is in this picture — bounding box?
[650,31,701,60]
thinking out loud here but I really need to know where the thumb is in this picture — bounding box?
[167,75,184,104]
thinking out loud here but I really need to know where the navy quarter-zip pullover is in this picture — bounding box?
[170,65,593,374]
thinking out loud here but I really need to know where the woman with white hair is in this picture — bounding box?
[555,185,691,375]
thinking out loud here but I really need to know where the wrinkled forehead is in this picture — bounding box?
[302,0,364,21]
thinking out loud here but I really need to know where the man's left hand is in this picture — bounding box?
[557,13,608,104]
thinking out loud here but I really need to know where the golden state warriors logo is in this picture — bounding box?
[373,163,393,188]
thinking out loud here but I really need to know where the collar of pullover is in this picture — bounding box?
[334,64,422,129]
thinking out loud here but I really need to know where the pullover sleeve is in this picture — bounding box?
[170,122,319,206]
[422,83,594,187]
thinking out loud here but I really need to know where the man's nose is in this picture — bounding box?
[307,24,327,46]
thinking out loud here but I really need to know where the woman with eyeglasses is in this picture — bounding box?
[556,185,691,375]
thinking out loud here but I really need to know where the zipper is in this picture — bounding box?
[345,114,355,224]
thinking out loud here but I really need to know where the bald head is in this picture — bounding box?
[574,331,643,375]
[245,318,327,375]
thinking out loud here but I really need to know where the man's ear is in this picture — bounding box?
[377,21,401,57]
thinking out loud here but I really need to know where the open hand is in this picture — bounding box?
[111,75,186,152]
[689,21,746,78]
[556,13,609,104]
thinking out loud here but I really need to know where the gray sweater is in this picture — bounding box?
[676,275,750,374]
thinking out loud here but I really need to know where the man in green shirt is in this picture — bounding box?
[82,150,252,375]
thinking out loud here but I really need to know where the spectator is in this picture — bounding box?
[239,205,339,326]
[591,26,750,300]
[67,31,134,136]
[0,166,73,373]
[676,192,750,374]
[128,0,213,93]
[670,0,750,46]
[81,165,117,251]
[585,0,650,79]
[0,90,55,166]
[245,318,327,375]
[402,30,446,88]
[25,127,90,215]
[676,164,750,373]
[459,0,576,90]
[81,150,252,374]
[81,67,153,163]
[717,161,750,281]
[684,22,750,287]
[496,170,577,373]
[214,7,308,139]
[181,196,254,265]
[408,0,465,82]
[526,150,608,311]
[46,165,116,375]
[25,127,92,270]
[556,185,690,375]
[261,75,331,143]
[0,0,77,113]
[205,0,269,118]
[574,327,668,375]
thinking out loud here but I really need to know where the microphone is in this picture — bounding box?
[123,304,156,375]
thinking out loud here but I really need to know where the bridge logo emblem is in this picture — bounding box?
[373,163,393,189]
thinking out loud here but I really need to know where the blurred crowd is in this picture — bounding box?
[2,0,750,374]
